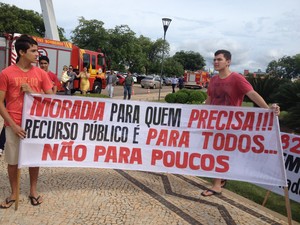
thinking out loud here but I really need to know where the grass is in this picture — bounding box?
[203,178,300,223]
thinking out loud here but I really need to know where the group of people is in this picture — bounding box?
[0,34,280,209]
[106,71,134,100]
[171,76,185,93]
[39,55,90,96]
[60,65,90,95]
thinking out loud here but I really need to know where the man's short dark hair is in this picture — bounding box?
[15,34,38,57]
[39,55,49,63]
[215,50,231,61]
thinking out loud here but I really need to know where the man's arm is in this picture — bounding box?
[246,90,269,108]
[246,90,280,115]
[44,89,54,94]
[52,86,57,94]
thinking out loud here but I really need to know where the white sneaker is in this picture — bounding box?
[0,149,3,157]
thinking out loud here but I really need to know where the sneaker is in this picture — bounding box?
[0,149,3,157]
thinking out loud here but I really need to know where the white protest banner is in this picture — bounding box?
[19,93,287,186]
[257,132,300,203]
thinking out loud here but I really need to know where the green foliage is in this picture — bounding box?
[172,50,206,71]
[245,75,290,106]
[163,58,184,77]
[175,91,189,103]
[165,89,207,104]
[106,25,140,71]
[266,55,300,79]
[246,75,299,132]
[147,38,169,74]
[0,3,67,40]
[71,17,108,52]
[189,91,206,103]
[0,3,44,36]
[275,80,300,132]
[165,93,177,103]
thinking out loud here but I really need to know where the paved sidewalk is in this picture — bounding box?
[0,93,298,225]
[0,158,296,225]
[113,90,169,101]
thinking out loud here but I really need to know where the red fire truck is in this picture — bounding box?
[183,70,210,89]
[0,33,107,93]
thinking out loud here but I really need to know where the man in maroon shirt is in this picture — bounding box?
[201,49,280,197]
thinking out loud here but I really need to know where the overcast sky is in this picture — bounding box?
[2,0,300,73]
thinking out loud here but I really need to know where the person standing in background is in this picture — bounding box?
[178,76,185,90]
[123,72,134,100]
[171,76,178,93]
[39,55,59,94]
[106,70,117,98]
[77,66,90,95]
[64,65,76,95]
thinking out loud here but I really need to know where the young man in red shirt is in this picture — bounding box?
[201,49,280,197]
[0,34,54,208]
[39,55,60,94]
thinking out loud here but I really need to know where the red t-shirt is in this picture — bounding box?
[207,72,253,106]
[0,65,53,126]
[47,71,60,87]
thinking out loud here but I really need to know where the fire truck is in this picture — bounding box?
[183,70,210,89]
[0,33,107,93]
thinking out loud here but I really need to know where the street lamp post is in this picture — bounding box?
[158,18,172,101]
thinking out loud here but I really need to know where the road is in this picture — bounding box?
[105,84,174,97]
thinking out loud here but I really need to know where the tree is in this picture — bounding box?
[0,3,67,40]
[0,3,44,37]
[71,17,108,52]
[135,35,153,74]
[70,18,170,74]
[147,38,169,74]
[266,55,300,79]
[275,81,300,132]
[106,25,139,71]
[172,50,205,71]
[245,75,290,106]
[162,58,184,77]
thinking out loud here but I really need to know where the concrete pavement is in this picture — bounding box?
[0,92,298,225]
[0,159,296,225]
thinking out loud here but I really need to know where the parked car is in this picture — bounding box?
[132,75,137,83]
[136,74,146,84]
[140,76,162,89]
[163,77,172,86]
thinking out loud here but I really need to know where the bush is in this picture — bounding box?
[175,91,189,103]
[189,91,205,103]
[165,93,177,103]
[165,89,207,104]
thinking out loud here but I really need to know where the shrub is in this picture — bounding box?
[165,89,207,104]
[189,91,205,103]
[177,89,191,95]
[165,93,177,103]
[175,91,189,103]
